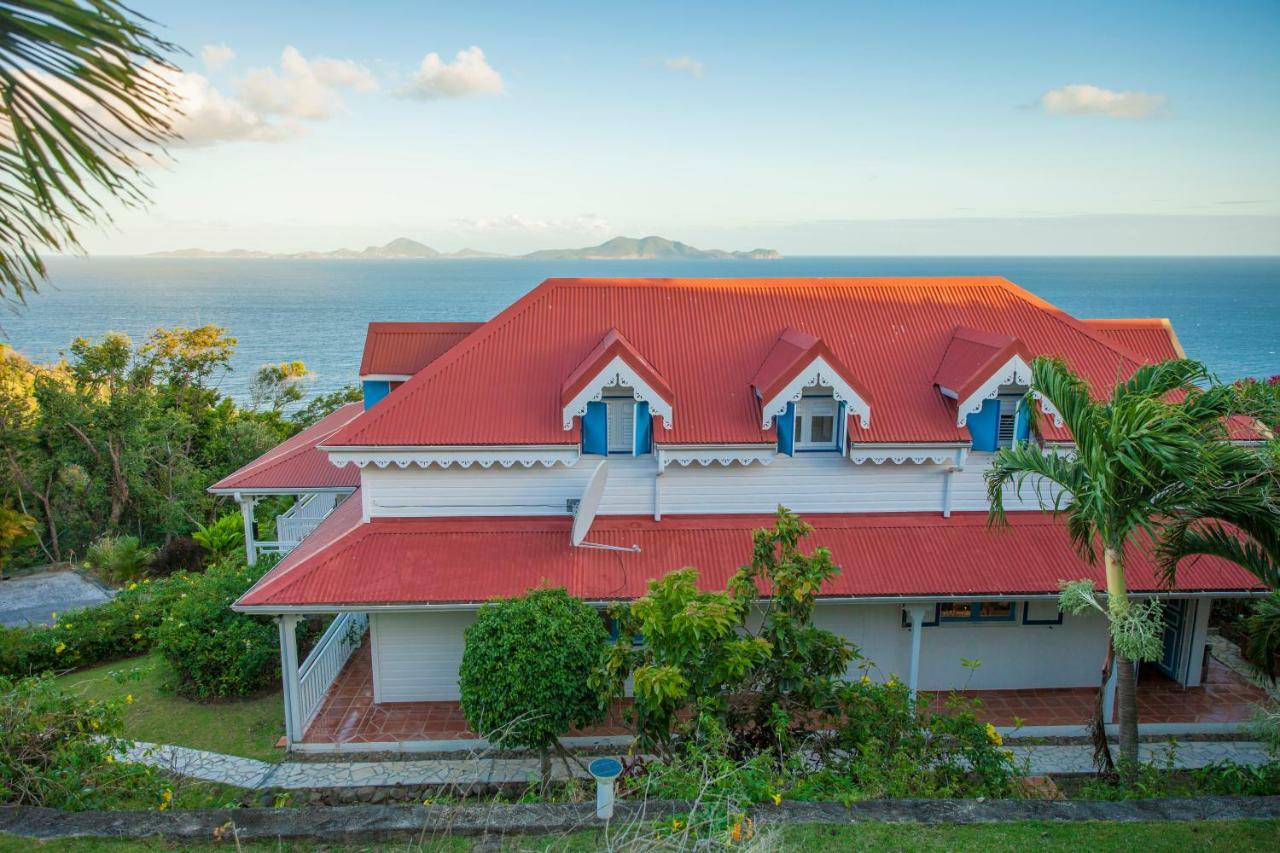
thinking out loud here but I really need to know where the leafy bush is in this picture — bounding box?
[148,536,206,577]
[83,535,155,584]
[1076,747,1280,799]
[0,674,168,810]
[192,512,244,564]
[599,507,857,755]
[0,503,38,575]
[154,561,279,699]
[459,588,607,756]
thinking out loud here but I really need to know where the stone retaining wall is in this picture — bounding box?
[4,797,1280,842]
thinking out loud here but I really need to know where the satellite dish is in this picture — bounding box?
[572,460,609,546]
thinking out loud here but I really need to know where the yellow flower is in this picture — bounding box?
[985,722,1003,746]
[142,579,151,584]
[63,623,72,630]
[731,821,743,842]
[422,798,433,806]
[771,793,782,806]
[90,720,99,730]
[105,753,113,763]
[886,675,898,687]
[128,583,137,590]
[860,674,871,685]
[125,694,134,705]
[133,613,141,621]
[671,819,683,831]
[54,643,66,654]
[133,632,142,640]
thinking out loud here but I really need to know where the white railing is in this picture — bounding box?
[276,493,338,546]
[297,611,368,729]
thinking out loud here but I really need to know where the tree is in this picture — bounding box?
[986,356,1262,771]
[0,501,36,577]
[0,0,180,303]
[249,361,314,412]
[1159,424,1280,679]
[599,507,857,756]
[458,588,606,779]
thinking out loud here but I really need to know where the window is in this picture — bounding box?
[1021,600,1064,625]
[605,398,634,453]
[794,397,839,450]
[996,397,1019,448]
[939,601,1017,623]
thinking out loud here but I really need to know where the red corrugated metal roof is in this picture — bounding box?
[234,511,1261,608]
[1083,318,1263,442]
[359,322,482,377]
[750,327,872,408]
[1082,318,1184,362]
[561,328,673,406]
[209,403,362,492]
[932,327,1032,402]
[329,278,1149,448]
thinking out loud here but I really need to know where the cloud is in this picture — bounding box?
[200,44,235,72]
[661,56,704,79]
[447,213,611,236]
[165,68,299,147]
[238,46,377,119]
[1039,84,1167,118]
[397,47,504,100]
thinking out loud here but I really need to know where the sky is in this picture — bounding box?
[80,0,1280,255]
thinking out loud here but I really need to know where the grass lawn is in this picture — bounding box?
[53,652,285,763]
[4,819,1280,852]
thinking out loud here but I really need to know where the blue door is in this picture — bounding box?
[1156,599,1188,680]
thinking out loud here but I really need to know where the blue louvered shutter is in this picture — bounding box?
[776,402,796,456]
[583,401,608,455]
[1014,397,1032,443]
[967,399,1000,451]
[633,401,652,454]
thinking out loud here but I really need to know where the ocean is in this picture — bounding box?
[4,256,1278,401]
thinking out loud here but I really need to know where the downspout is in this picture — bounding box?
[236,492,258,566]
[653,450,664,521]
[906,605,928,698]
[942,447,966,518]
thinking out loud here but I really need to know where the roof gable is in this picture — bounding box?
[751,327,872,429]
[933,326,1038,427]
[327,277,1147,448]
[560,328,674,429]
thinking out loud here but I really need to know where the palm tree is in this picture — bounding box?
[1159,437,1280,679]
[986,356,1249,770]
[0,1,179,304]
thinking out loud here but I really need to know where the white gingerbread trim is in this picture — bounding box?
[561,355,673,430]
[758,355,871,430]
[656,445,776,472]
[325,446,581,470]
[847,443,968,466]
[952,354,1033,428]
[1029,390,1065,428]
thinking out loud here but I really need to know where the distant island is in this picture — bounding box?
[146,236,781,261]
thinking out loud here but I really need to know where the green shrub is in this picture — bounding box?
[0,674,168,810]
[83,535,155,584]
[459,587,607,755]
[154,561,279,699]
[0,575,190,677]
[192,512,245,565]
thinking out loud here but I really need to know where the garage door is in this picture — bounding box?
[372,611,474,702]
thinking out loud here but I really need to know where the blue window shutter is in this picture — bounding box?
[633,401,652,454]
[776,402,796,456]
[582,401,608,455]
[967,398,1000,451]
[1014,397,1032,443]
[362,380,391,409]
[837,400,847,450]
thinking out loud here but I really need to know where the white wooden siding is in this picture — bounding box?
[371,611,473,701]
[360,450,1056,519]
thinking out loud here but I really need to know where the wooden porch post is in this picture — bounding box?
[906,604,928,699]
[237,493,258,566]
[278,614,304,743]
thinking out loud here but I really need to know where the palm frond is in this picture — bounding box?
[0,0,180,303]
[1112,358,1209,402]
[1158,522,1280,590]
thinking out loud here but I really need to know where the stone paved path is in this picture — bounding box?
[117,739,1274,791]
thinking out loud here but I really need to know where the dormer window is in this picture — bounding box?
[795,395,839,450]
[996,396,1020,448]
[967,388,1030,451]
[582,384,653,456]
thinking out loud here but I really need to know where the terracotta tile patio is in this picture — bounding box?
[303,642,1270,746]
